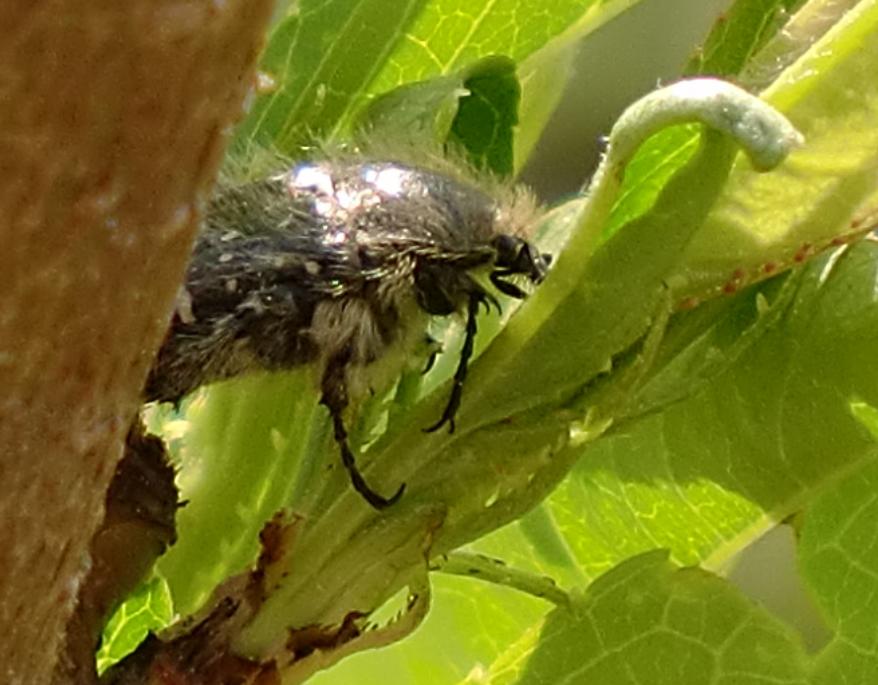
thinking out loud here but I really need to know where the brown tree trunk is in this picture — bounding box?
[0,2,274,683]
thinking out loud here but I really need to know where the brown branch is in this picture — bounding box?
[0,2,274,683]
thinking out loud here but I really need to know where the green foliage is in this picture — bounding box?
[801,459,878,681]
[479,550,810,684]
[102,0,878,683]
[358,55,521,174]
[233,0,621,156]
[684,0,806,76]
[96,576,172,674]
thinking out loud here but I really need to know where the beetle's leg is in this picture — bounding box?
[424,291,482,435]
[321,352,405,509]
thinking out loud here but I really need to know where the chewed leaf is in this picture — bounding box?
[157,371,322,617]
[449,56,521,176]
[357,55,521,176]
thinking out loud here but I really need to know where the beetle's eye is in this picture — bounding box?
[492,234,523,266]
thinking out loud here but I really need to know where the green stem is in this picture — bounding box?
[432,551,570,608]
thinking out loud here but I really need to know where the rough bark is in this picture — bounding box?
[0,2,274,683]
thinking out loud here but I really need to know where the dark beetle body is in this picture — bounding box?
[145,159,549,508]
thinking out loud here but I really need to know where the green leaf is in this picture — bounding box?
[96,575,173,674]
[309,575,550,685]
[475,551,808,684]
[156,371,323,616]
[444,127,739,434]
[354,72,467,150]
[676,0,878,302]
[737,0,864,91]
[542,238,878,578]
[234,83,792,666]
[604,0,864,246]
[364,238,878,685]
[120,1,878,682]
[448,56,520,176]
[684,0,805,77]
[232,0,649,154]
[232,0,427,152]
[357,55,521,175]
[801,457,878,683]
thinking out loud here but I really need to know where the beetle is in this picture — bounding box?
[145,157,550,509]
